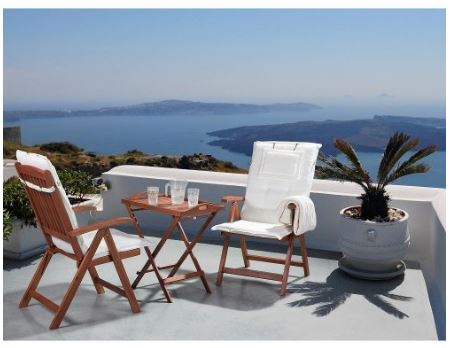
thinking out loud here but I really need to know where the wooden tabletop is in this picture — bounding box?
[122,192,224,218]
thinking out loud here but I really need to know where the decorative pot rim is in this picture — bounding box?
[339,205,409,226]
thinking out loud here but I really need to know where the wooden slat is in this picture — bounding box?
[53,247,78,261]
[247,254,304,267]
[223,267,283,282]
[95,278,127,297]
[91,248,140,266]
[30,290,60,313]
[164,271,202,284]
[136,263,178,274]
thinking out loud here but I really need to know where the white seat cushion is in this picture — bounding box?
[241,142,321,224]
[53,228,153,257]
[212,220,291,240]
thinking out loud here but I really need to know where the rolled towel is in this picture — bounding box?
[277,195,317,235]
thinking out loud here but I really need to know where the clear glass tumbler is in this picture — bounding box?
[187,188,200,207]
[147,186,160,206]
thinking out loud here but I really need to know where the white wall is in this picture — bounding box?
[98,165,444,335]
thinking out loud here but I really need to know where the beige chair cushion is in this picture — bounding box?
[56,228,153,257]
[212,220,291,240]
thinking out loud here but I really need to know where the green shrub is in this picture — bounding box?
[3,169,98,239]
[58,169,97,202]
[3,177,36,230]
[3,209,14,241]
[39,142,81,154]
[178,155,190,169]
[125,149,144,156]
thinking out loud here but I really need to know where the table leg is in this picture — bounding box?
[152,217,180,258]
[168,213,216,279]
[145,246,173,303]
[125,205,145,238]
[176,222,211,293]
[132,217,179,289]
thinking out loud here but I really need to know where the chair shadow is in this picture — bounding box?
[3,282,166,340]
[286,269,412,319]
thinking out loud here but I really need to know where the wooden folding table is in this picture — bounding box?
[122,192,223,302]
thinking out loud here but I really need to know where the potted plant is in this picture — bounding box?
[316,132,436,279]
[3,169,101,260]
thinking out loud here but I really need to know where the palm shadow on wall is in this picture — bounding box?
[287,269,412,319]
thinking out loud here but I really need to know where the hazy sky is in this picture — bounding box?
[3,9,446,110]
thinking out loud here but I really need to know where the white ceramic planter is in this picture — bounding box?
[338,206,410,279]
[3,196,102,260]
[3,221,46,260]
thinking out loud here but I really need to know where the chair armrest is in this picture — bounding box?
[72,205,98,213]
[222,195,245,203]
[69,217,134,237]
[221,196,244,222]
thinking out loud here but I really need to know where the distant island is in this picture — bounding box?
[207,115,446,155]
[3,99,322,121]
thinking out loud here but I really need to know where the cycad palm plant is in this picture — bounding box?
[316,132,436,221]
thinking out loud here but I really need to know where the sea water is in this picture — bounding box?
[4,109,446,188]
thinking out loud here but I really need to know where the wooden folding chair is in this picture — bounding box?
[212,141,321,295]
[15,150,168,329]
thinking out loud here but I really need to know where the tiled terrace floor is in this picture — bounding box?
[3,236,437,340]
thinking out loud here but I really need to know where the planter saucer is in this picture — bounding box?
[338,257,406,280]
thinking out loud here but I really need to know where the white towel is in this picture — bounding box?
[277,195,317,235]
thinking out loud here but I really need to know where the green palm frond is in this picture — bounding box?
[384,145,436,186]
[384,163,430,185]
[377,135,419,188]
[317,152,369,190]
[334,139,371,187]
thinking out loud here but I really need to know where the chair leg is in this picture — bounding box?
[216,233,230,286]
[103,231,140,314]
[299,234,310,277]
[146,247,173,303]
[239,236,250,268]
[19,249,53,308]
[49,230,105,330]
[280,235,294,296]
[88,266,105,294]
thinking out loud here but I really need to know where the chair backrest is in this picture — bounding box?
[15,150,82,253]
[241,141,321,224]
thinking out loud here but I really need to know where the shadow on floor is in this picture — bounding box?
[3,253,44,271]
[3,282,166,340]
[136,269,287,311]
[286,269,412,319]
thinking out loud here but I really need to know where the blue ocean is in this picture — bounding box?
[4,105,446,188]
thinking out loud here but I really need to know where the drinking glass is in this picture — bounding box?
[147,186,159,206]
[187,188,200,207]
